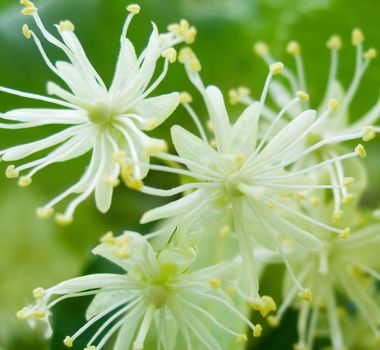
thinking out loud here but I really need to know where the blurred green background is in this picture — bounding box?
[0,0,379,349]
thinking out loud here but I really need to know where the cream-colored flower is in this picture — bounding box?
[0,2,195,224]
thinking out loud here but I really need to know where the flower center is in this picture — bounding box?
[87,101,115,125]
[224,173,244,197]
[143,285,168,308]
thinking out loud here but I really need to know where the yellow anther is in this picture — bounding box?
[116,234,129,246]
[267,315,279,327]
[309,196,320,207]
[296,91,309,102]
[63,336,74,348]
[355,144,366,158]
[296,192,306,200]
[102,176,120,188]
[363,126,376,141]
[333,209,343,223]
[266,202,275,209]
[185,26,197,44]
[364,48,377,60]
[298,289,312,302]
[84,346,97,350]
[208,278,221,289]
[339,228,351,239]
[287,41,301,55]
[219,224,231,238]
[178,47,194,63]
[21,6,37,15]
[113,246,130,259]
[328,98,339,111]
[58,20,75,33]
[33,311,46,318]
[178,47,201,72]
[16,307,31,320]
[145,140,168,154]
[20,0,34,6]
[343,177,354,186]
[342,194,353,205]
[127,4,141,14]
[189,58,201,72]
[18,176,32,187]
[167,23,181,36]
[55,214,73,226]
[235,153,246,165]
[207,120,214,131]
[226,285,237,296]
[253,42,269,57]
[270,62,284,75]
[327,35,342,49]
[253,324,262,337]
[22,24,31,39]
[100,231,116,244]
[5,165,19,178]
[33,287,45,299]
[228,86,250,105]
[179,91,192,104]
[161,47,177,63]
[352,28,364,46]
[236,334,248,343]
[124,176,144,191]
[229,89,239,105]
[36,207,54,219]
[179,19,190,33]
[247,296,276,317]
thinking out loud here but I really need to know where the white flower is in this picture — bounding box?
[234,29,378,219]
[0,1,196,224]
[268,206,380,350]
[18,231,262,350]
[131,48,366,306]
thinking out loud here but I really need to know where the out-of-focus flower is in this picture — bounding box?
[0,1,196,224]
[268,204,380,350]
[126,47,366,310]
[232,29,378,220]
[17,231,262,350]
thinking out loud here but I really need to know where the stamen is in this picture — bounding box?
[22,24,31,39]
[327,35,342,50]
[58,20,75,33]
[363,126,376,141]
[355,144,366,158]
[127,4,141,14]
[352,28,364,46]
[63,336,74,348]
[5,165,19,178]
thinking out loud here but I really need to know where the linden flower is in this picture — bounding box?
[268,207,380,350]
[133,48,365,308]
[0,1,196,224]
[18,231,262,350]
[231,29,378,220]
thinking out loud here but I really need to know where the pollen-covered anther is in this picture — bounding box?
[58,20,75,33]
[33,287,45,299]
[179,91,192,104]
[333,209,343,223]
[55,214,73,226]
[184,26,197,44]
[100,231,116,244]
[219,224,231,238]
[287,41,301,56]
[236,334,248,343]
[124,176,144,191]
[235,153,246,166]
[161,47,177,63]
[63,336,74,348]
[253,324,263,337]
[266,202,275,209]
[127,3,141,14]
[363,126,376,141]
[18,176,32,187]
[328,98,339,111]
[5,165,19,178]
[20,0,37,15]
[226,285,237,296]
[355,144,367,158]
[327,35,342,49]
[364,48,377,60]
[342,193,353,205]
[343,177,354,186]
[253,41,269,57]
[102,176,120,188]
[22,24,31,39]
[298,289,312,302]
[270,62,284,75]
[16,307,32,320]
[339,228,351,239]
[113,245,130,259]
[36,207,54,219]
[247,296,276,317]
[178,47,201,72]
[32,310,46,318]
[208,278,221,289]
[168,19,197,44]
[267,315,279,327]
[296,91,309,102]
[352,28,364,46]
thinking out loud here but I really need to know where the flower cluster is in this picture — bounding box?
[1,2,378,350]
